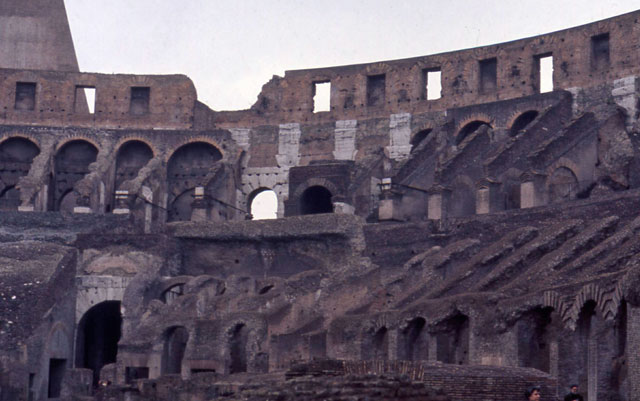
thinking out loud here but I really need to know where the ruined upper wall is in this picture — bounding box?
[0,69,197,130]
[0,0,79,72]
[214,9,640,127]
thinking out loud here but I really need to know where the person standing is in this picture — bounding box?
[564,384,584,401]
[525,386,541,401]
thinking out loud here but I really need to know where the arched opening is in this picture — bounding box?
[510,110,539,136]
[410,129,432,151]
[249,188,278,220]
[229,323,247,374]
[161,326,189,375]
[115,141,153,189]
[300,185,333,215]
[53,140,98,211]
[436,313,469,365]
[362,326,388,360]
[517,307,553,372]
[75,301,122,386]
[399,317,428,361]
[548,167,579,203]
[455,121,490,145]
[0,137,39,210]
[161,284,184,305]
[167,142,222,222]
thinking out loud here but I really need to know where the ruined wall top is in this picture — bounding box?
[0,69,197,130]
[214,9,640,127]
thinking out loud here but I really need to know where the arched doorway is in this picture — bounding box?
[229,323,247,374]
[249,188,278,220]
[300,185,333,215]
[53,140,97,211]
[167,142,222,222]
[161,326,189,375]
[75,301,122,386]
[0,137,40,210]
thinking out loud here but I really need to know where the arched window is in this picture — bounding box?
[53,140,97,211]
[456,121,490,145]
[115,140,153,189]
[161,326,189,375]
[300,186,333,215]
[249,189,278,220]
[410,129,432,151]
[0,137,39,209]
[510,111,539,136]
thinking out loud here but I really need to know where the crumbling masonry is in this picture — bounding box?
[1,3,640,401]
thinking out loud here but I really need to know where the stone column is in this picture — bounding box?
[386,113,412,161]
[475,178,500,215]
[141,186,153,233]
[333,120,358,160]
[190,186,207,221]
[427,185,451,221]
[520,170,547,209]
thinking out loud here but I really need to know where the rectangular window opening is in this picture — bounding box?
[591,33,610,70]
[538,54,553,93]
[48,358,66,399]
[74,86,96,114]
[125,366,149,384]
[423,68,442,100]
[313,81,331,113]
[15,82,36,111]
[130,86,150,115]
[367,74,386,107]
[479,58,497,94]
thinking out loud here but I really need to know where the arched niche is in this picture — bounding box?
[362,326,389,361]
[510,110,539,136]
[435,313,469,365]
[548,166,578,203]
[228,323,248,374]
[0,137,39,210]
[161,326,189,375]
[410,129,432,151]
[53,140,98,211]
[300,185,333,215]
[248,188,278,220]
[75,301,122,386]
[167,142,222,222]
[115,140,153,189]
[455,121,491,145]
[398,317,428,361]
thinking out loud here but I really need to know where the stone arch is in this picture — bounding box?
[227,322,248,374]
[397,316,428,361]
[547,166,579,203]
[508,110,539,136]
[114,140,154,190]
[410,128,433,150]
[0,136,40,210]
[454,115,493,145]
[53,139,98,211]
[166,141,223,222]
[247,187,278,220]
[75,300,122,386]
[434,312,469,364]
[161,326,189,375]
[166,137,225,163]
[300,185,333,215]
[449,175,475,217]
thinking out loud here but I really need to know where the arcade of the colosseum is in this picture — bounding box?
[2,1,640,401]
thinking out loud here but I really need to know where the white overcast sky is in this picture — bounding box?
[65,1,640,111]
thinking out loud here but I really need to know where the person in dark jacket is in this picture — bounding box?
[564,384,584,401]
[524,386,541,401]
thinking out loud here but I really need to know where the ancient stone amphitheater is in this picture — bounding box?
[1,2,639,401]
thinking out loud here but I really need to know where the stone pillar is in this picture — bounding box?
[627,305,640,401]
[427,185,450,221]
[276,123,301,168]
[190,186,207,222]
[386,113,412,161]
[612,76,638,130]
[113,190,130,214]
[520,170,547,209]
[141,186,153,233]
[475,178,500,215]
[387,329,399,361]
[378,191,402,221]
[427,333,437,362]
[333,120,358,160]
[333,197,355,215]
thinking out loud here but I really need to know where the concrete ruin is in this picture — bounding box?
[1,3,640,401]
